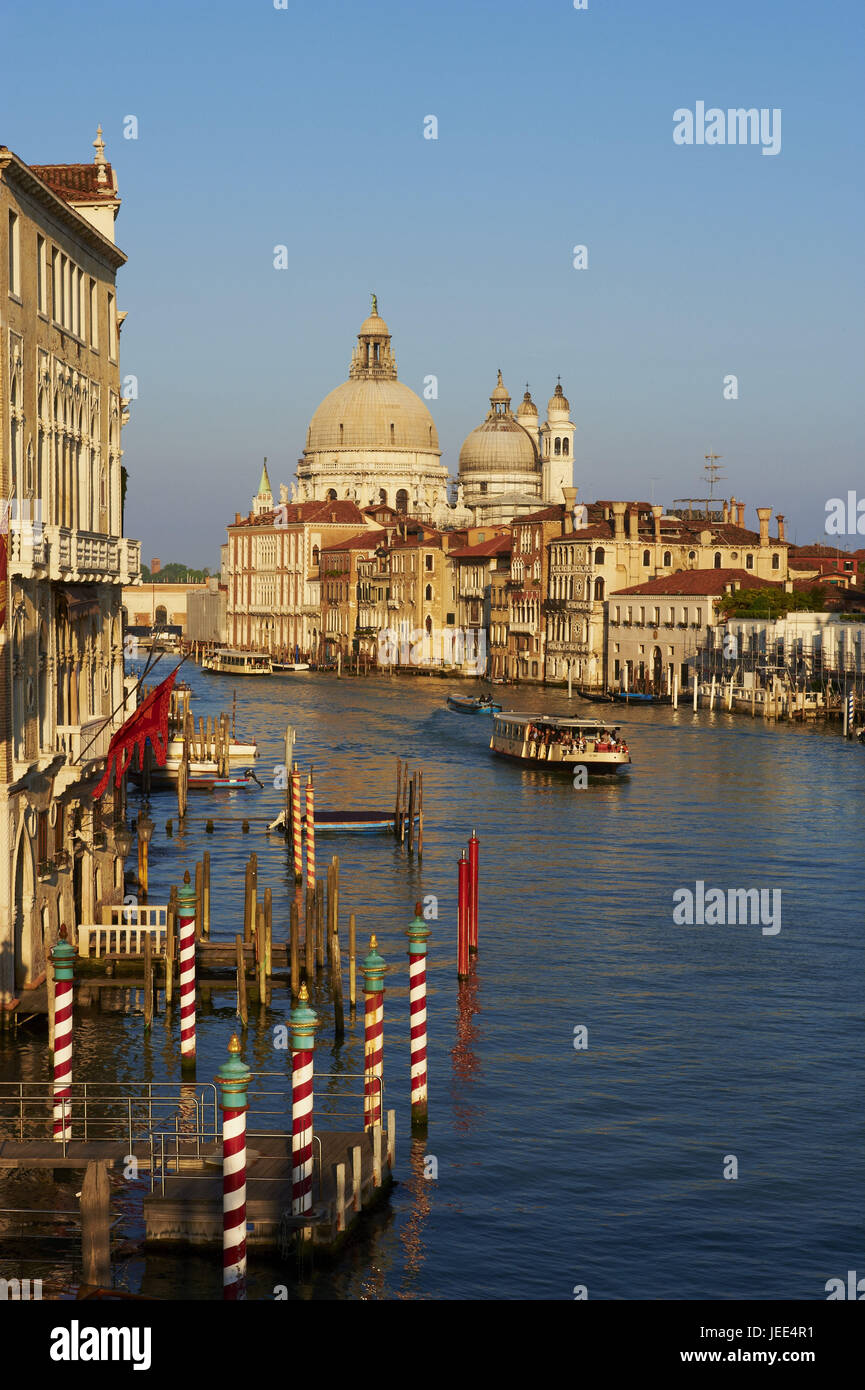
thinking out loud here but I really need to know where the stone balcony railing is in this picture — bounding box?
[56,715,114,764]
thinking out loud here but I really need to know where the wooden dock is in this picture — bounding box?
[144,1124,393,1251]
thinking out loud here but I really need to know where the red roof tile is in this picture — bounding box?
[320,531,386,552]
[30,163,117,203]
[448,535,512,559]
[612,568,783,597]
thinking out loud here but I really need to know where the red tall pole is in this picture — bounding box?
[468,830,479,955]
[457,851,470,980]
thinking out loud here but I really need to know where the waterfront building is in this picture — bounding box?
[448,531,511,668]
[0,132,140,1002]
[505,505,567,682]
[186,577,227,645]
[544,497,791,688]
[458,375,575,524]
[122,580,206,634]
[224,487,374,655]
[319,530,386,663]
[606,569,776,692]
[294,299,461,527]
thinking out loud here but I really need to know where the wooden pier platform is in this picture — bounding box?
[144,1126,393,1251]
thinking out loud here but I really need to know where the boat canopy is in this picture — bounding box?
[494,713,621,732]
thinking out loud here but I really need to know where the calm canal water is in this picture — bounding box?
[2,662,863,1300]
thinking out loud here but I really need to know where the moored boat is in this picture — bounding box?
[490,713,631,774]
[202,648,273,675]
[447,694,502,714]
[272,661,311,673]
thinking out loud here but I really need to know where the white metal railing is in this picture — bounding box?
[78,905,168,958]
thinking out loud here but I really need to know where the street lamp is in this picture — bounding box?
[136,810,154,898]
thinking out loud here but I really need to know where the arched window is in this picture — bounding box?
[594,577,605,600]
[554,437,561,456]
[378,488,388,506]
[390,422,395,443]
[663,550,672,567]
[563,438,569,456]
[746,553,754,570]
[642,549,650,566]
[771,553,780,570]
[326,488,337,501]
[312,545,319,565]
[714,551,722,568]
[154,605,168,628]
[339,423,344,443]
[594,547,605,565]
[396,488,408,514]
[425,584,432,601]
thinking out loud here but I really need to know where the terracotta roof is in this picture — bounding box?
[448,535,512,559]
[612,568,782,597]
[320,531,386,553]
[30,163,117,204]
[230,500,369,528]
[513,505,565,525]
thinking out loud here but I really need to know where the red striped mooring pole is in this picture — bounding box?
[178,870,197,1074]
[457,851,470,980]
[216,1035,251,1299]
[305,773,316,887]
[50,926,74,1142]
[361,936,387,1130]
[290,983,318,1216]
[290,764,303,884]
[468,830,479,954]
[406,903,430,1130]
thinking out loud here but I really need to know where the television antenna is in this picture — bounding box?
[703,452,724,500]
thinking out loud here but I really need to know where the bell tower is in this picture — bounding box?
[541,379,575,502]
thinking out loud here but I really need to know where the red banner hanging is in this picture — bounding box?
[92,665,180,799]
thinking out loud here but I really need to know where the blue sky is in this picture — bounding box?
[4,0,863,565]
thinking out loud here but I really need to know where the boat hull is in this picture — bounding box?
[490,746,630,775]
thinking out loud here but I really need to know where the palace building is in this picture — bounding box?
[0,130,140,1011]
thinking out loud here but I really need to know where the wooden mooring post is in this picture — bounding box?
[315,880,325,971]
[235,934,248,1029]
[80,1160,111,1288]
[305,887,315,981]
[202,850,211,937]
[290,899,300,999]
[349,912,357,1014]
[165,890,176,1005]
[143,932,154,1030]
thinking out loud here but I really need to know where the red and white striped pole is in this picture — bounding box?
[405,903,430,1131]
[290,764,303,884]
[178,870,197,1075]
[216,1035,251,1300]
[291,983,318,1216]
[361,936,387,1130]
[457,851,470,980]
[468,830,479,955]
[50,926,74,1142]
[305,773,316,889]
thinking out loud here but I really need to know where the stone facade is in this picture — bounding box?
[0,133,139,1001]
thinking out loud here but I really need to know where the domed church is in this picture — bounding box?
[294,298,453,522]
[458,373,576,524]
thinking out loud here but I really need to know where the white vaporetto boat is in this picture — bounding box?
[490,713,632,774]
[202,648,273,675]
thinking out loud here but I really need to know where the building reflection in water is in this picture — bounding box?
[396,1135,433,1300]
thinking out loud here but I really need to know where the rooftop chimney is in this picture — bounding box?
[737,501,745,527]
[756,507,772,547]
[776,514,786,542]
[562,486,577,535]
[652,504,663,542]
[612,501,626,541]
[722,500,729,523]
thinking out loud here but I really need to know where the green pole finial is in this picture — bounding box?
[51,924,75,981]
[406,902,430,957]
[290,981,318,1051]
[361,935,387,993]
[371,292,377,315]
[216,1033,251,1109]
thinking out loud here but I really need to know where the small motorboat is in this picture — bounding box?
[272,662,311,673]
[447,694,502,714]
